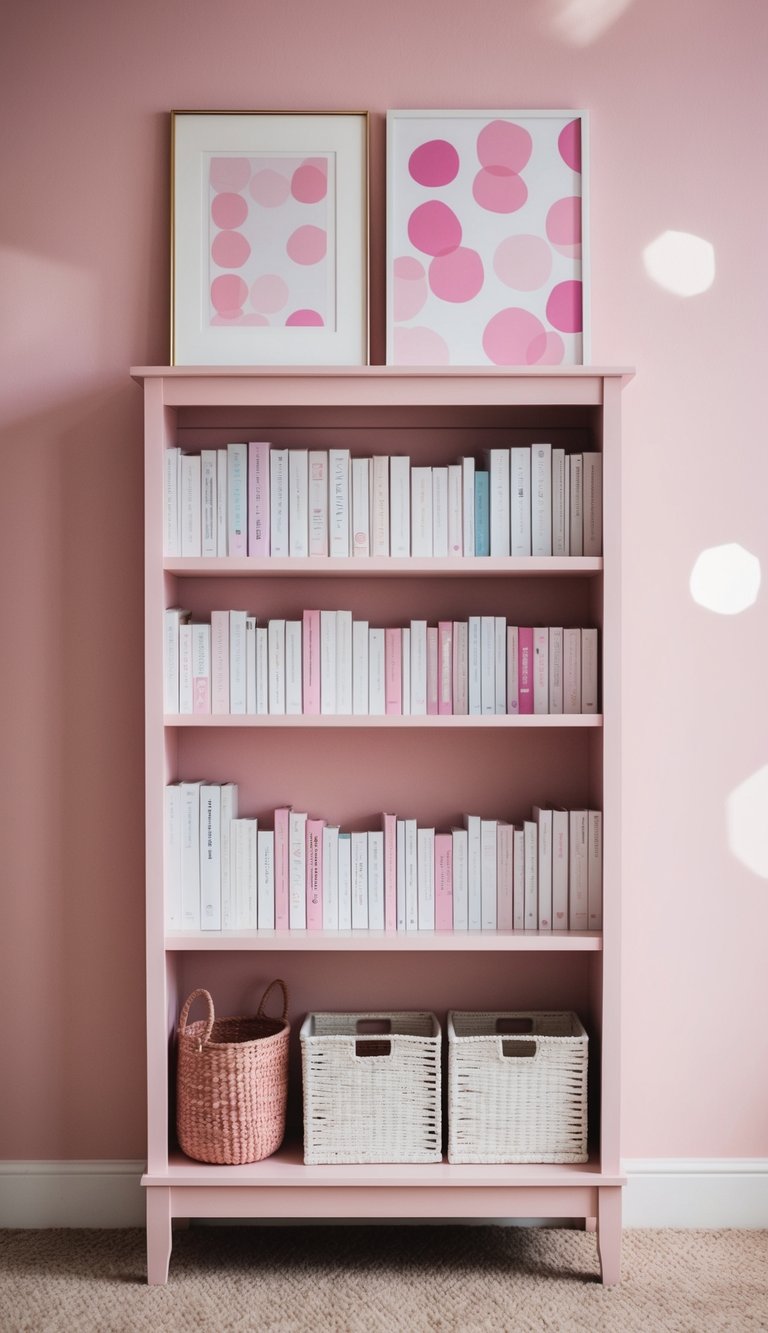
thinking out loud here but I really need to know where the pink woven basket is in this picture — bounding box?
[176,980,290,1165]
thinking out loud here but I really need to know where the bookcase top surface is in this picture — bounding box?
[132,364,634,382]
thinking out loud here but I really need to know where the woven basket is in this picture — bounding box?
[447,1010,588,1164]
[301,1011,441,1164]
[176,980,290,1165]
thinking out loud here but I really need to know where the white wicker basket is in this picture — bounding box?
[301,1012,442,1164]
[448,1011,588,1164]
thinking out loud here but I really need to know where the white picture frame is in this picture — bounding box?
[172,111,369,366]
[387,109,589,367]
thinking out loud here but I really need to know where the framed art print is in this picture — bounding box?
[172,111,369,365]
[387,110,588,367]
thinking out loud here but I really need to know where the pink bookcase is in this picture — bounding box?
[135,365,631,1285]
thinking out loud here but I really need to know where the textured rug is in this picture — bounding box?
[1,1226,767,1332]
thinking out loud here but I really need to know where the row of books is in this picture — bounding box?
[164,609,599,716]
[164,442,602,560]
[166,784,603,935]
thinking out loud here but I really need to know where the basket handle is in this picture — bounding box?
[256,978,288,1023]
[178,989,215,1049]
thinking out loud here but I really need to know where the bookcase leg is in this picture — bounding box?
[146,1188,172,1286]
[596,1187,622,1286]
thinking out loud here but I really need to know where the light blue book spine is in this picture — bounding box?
[474,471,490,556]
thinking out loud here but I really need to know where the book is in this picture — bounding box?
[484,448,511,557]
[320,610,337,714]
[352,618,369,714]
[426,626,439,715]
[463,813,482,930]
[178,621,193,714]
[368,627,385,715]
[270,448,289,557]
[481,616,495,716]
[163,447,181,557]
[220,783,238,931]
[390,456,411,557]
[370,455,390,556]
[257,829,275,929]
[410,620,427,715]
[401,627,411,715]
[248,442,270,556]
[506,625,519,714]
[474,471,489,556]
[480,818,498,929]
[201,449,217,558]
[288,448,309,558]
[180,780,203,930]
[533,805,553,930]
[245,617,257,714]
[468,616,482,716]
[274,806,290,930]
[512,826,525,930]
[336,610,353,714]
[552,808,569,930]
[494,617,507,715]
[531,443,552,556]
[523,819,538,930]
[368,829,385,930]
[453,620,468,714]
[289,809,307,929]
[583,453,603,556]
[432,466,449,557]
[447,464,463,556]
[322,824,340,930]
[549,627,564,714]
[582,627,599,713]
[255,627,268,714]
[568,809,589,930]
[180,453,201,557]
[533,626,549,715]
[497,822,514,931]
[306,817,324,930]
[385,628,402,715]
[329,448,350,557]
[411,466,433,556]
[563,627,582,714]
[216,449,227,557]
[451,827,469,930]
[588,810,603,930]
[337,832,352,929]
[302,609,321,715]
[510,446,532,556]
[227,443,248,557]
[552,448,568,557]
[434,833,453,931]
[569,453,584,555]
[438,622,453,715]
[382,812,397,932]
[285,620,302,715]
[233,819,257,929]
[308,450,329,557]
[417,826,435,930]
[404,818,418,931]
[460,456,475,558]
[164,784,182,930]
[351,457,370,557]
[229,610,247,715]
[396,819,407,930]
[210,610,229,715]
[267,618,286,715]
[518,626,533,715]
[351,831,368,928]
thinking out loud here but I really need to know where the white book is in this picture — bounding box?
[447,464,463,557]
[432,467,449,557]
[178,622,193,714]
[245,616,257,714]
[322,825,340,930]
[230,821,245,930]
[409,620,427,715]
[216,449,228,557]
[200,784,222,930]
[552,448,567,557]
[320,609,337,714]
[564,459,571,557]
[404,818,418,931]
[395,819,407,930]
[533,806,553,930]
[370,455,390,556]
[494,617,507,715]
[468,616,482,716]
[201,449,217,558]
[163,447,181,557]
[523,820,538,930]
[220,783,238,931]
[288,448,309,557]
[337,833,352,930]
[285,620,302,715]
[588,810,603,930]
[289,810,307,929]
[180,780,203,931]
[268,619,286,715]
[308,450,329,557]
[164,608,190,714]
[549,627,564,714]
[411,467,433,556]
[336,610,353,714]
[417,827,435,930]
[513,827,525,929]
[390,455,411,557]
[227,443,248,558]
[329,448,351,557]
[180,454,201,557]
[583,453,603,557]
[255,627,269,714]
[510,447,531,556]
[368,830,385,930]
[453,621,468,714]
[531,443,552,556]
[480,819,497,929]
[351,831,368,929]
[352,619,369,714]
[229,610,247,715]
[460,457,475,559]
[210,611,229,715]
[582,628,599,714]
[481,616,495,716]
[164,784,182,930]
[483,448,511,556]
[401,627,411,715]
[463,813,482,930]
[563,627,582,714]
[368,627,385,715]
[191,623,211,715]
[533,626,549,715]
[241,819,258,930]
[569,810,589,930]
[257,829,275,930]
[507,625,519,714]
[269,448,289,557]
[351,457,370,557]
[451,827,469,930]
[569,453,584,556]
[552,808,569,930]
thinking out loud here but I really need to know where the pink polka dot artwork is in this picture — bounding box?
[208,154,334,330]
[388,112,587,365]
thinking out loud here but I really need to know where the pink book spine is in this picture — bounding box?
[248,442,270,557]
[497,823,514,930]
[211,611,229,714]
[434,833,453,931]
[306,818,324,930]
[427,626,439,715]
[438,622,453,714]
[302,609,321,715]
[385,628,402,715]
[518,626,534,715]
[383,812,397,932]
[274,807,290,930]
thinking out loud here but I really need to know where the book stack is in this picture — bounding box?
[164,609,599,717]
[165,786,603,936]
[164,442,602,559]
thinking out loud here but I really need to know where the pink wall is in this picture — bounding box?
[1,0,766,1160]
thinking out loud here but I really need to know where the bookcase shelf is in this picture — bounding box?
[138,365,629,1287]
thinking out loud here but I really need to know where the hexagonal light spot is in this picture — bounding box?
[727,765,768,880]
[690,543,761,615]
[643,230,715,296]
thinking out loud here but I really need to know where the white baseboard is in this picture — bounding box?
[1,1159,766,1229]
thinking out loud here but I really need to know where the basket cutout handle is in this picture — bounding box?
[178,989,215,1050]
[501,1039,538,1059]
[257,978,288,1023]
[495,1017,533,1035]
[355,1039,392,1058]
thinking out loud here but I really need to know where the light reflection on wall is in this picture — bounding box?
[545,0,634,46]
[690,544,761,616]
[727,766,768,881]
[643,230,715,297]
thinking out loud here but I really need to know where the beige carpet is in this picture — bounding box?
[1,1226,767,1332]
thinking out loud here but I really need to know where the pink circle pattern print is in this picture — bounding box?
[209,155,331,328]
[391,115,583,365]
